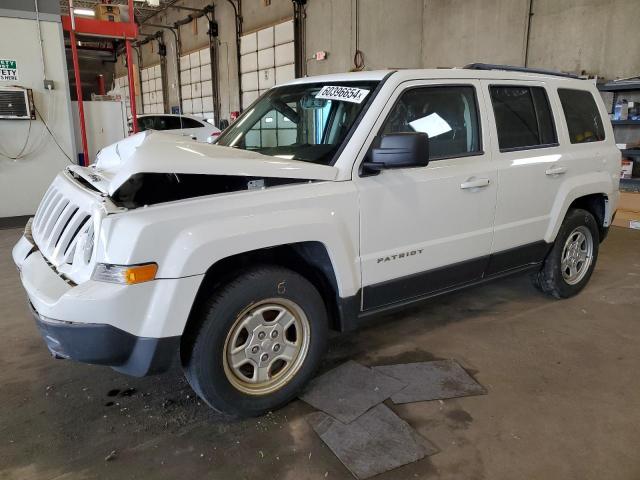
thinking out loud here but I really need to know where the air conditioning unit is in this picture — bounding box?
[0,86,36,120]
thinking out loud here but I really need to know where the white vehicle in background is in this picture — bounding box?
[132,113,221,143]
[14,64,620,417]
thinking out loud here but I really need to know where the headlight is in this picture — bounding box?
[92,263,158,285]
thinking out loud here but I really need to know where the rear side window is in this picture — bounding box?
[558,89,606,143]
[181,118,205,129]
[153,116,203,130]
[137,117,155,131]
[490,86,557,151]
[155,116,182,130]
[381,85,481,160]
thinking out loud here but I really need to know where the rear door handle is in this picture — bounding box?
[460,178,491,190]
[545,166,567,176]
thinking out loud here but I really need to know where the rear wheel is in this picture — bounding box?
[182,266,328,417]
[533,208,599,298]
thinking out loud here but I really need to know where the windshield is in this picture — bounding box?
[216,81,379,165]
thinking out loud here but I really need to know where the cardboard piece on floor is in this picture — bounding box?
[307,404,436,479]
[299,360,407,423]
[374,360,486,404]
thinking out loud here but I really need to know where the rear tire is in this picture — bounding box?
[182,266,328,417]
[533,208,599,299]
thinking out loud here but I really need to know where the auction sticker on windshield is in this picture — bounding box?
[316,86,370,104]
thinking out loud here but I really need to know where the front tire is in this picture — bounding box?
[533,208,599,298]
[182,266,328,417]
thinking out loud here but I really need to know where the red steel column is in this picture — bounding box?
[125,39,138,134]
[69,30,90,166]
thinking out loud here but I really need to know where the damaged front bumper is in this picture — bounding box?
[13,229,201,377]
[30,302,179,376]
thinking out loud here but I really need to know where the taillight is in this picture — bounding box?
[211,131,220,137]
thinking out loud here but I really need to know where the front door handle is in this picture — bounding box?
[460,178,491,190]
[545,166,567,176]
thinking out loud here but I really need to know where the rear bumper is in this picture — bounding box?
[30,302,180,376]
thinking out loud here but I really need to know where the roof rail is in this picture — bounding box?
[464,63,581,79]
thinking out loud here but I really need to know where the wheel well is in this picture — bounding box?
[568,193,608,241]
[184,242,343,340]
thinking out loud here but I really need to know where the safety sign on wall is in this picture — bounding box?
[0,59,19,81]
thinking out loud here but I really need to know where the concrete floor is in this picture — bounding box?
[1,226,640,480]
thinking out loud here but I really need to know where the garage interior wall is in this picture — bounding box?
[0,2,76,219]
[115,0,639,129]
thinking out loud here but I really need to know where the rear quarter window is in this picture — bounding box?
[557,89,606,144]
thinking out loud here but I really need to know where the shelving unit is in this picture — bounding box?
[599,79,640,191]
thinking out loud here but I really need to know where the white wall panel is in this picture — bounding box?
[192,97,203,113]
[275,20,294,45]
[202,81,213,96]
[241,71,259,91]
[200,47,211,65]
[181,68,191,84]
[189,51,200,68]
[242,91,259,108]
[202,96,214,112]
[258,68,275,90]
[180,54,190,71]
[191,66,201,83]
[257,48,275,70]
[275,63,295,84]
[257,26,274,49]
[240,52,258,73]
[201,65,212,81]
[240,32,257,54]
[275,42,295,67]
[192,82,201,98]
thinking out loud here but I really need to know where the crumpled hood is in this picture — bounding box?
[68,131,339,196]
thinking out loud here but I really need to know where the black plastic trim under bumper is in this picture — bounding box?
[30,303,180,377]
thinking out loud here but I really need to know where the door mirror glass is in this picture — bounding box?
[364,132,430,172]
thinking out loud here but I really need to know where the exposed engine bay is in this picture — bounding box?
[110,173,312,209]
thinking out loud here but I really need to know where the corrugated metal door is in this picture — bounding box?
[179,47,215,123]
[240,19,295,110]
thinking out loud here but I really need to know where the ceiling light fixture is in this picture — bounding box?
[72,8,96,17]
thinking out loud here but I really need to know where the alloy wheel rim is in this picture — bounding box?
[561,226,593,285]
[223,299,311,395]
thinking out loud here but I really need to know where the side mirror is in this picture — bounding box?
[363,132,430,173]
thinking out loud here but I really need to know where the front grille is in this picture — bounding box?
[32,183,94,268]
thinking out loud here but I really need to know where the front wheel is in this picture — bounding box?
[182,266,328,417]
[533,208,599,298]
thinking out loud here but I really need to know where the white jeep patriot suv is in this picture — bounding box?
[13,64,620,416]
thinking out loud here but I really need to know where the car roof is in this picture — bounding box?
[280,67,589,87]
[137,113,205,122]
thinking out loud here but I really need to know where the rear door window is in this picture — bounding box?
[557,89,606,143]
[489,86,557,151]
